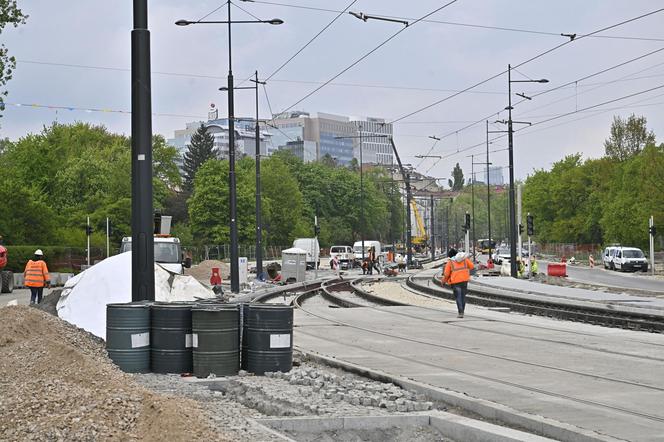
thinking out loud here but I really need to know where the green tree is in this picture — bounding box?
[182,124,215,192]
[0,0,27,118]
[604,114,656,161]
[448,163,465,191]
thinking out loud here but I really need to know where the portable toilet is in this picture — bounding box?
[281,247,308,282]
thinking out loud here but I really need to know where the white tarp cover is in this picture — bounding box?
[56,252,215,340]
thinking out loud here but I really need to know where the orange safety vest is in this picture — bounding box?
[24,259,50,288]
[443,258,474,285]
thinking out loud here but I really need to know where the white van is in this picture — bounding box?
[612,247,649,272]
[330,245,354,269]
[292,238,320,269]
[353,240,384,264]
[603,246,619,269]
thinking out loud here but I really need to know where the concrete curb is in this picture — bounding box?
[296,347,624,442]
[256,412,557,442]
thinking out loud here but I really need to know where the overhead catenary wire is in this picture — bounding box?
[411,43,664,161]
[241,0,664,42]
[278,0,460,113]
[417,83,664,175]
[388,7,664,127]
[264,0,357,81]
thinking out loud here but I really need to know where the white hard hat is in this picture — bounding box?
[34,249,44,256]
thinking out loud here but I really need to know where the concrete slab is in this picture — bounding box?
[294,302,664,441]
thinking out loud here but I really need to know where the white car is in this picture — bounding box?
[492,248,511,265]
[612,247,649,272]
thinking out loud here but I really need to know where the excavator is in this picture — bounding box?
[0,238,14,293]
[410,200,428,251]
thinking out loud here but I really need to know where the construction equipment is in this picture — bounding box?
[0,243,14,293]
[410,200,428,248]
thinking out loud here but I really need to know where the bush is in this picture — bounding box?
[4,246,106,273]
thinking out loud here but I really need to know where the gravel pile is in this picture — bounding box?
[364,280,454,309]
[0,306,227,441]
[185,260,230,283]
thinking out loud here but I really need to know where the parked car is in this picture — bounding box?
[330,245,354,269]
[612,247,649,272]
[603,245,620,269]
[292,238,320,269]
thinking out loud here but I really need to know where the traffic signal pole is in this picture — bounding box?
[650,215,655,276]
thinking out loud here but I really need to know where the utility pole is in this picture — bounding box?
[131,0,155,301]
[87,216,91,267]
[430,194,435,261]
[486,121,492,259]
[249,71,266,280]
[517,183,523,262]
[650,215,656,275]
[106,217,110,258]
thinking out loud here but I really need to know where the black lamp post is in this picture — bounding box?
[176,6,283,292]
[504,64,548,277]
[131,0,155,302]
[219,70,266,280]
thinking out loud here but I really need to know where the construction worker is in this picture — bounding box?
[442,248,474,318]
[24,249,50,305]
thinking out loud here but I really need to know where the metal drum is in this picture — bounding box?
[106,303,150,373]
[242,304,293,375]
[150,303,193,374]
[192,305,240,378]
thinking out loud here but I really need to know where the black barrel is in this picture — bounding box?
[242,304,293,375]
[106,303,150,373]
[151,303,193,374]
[192,305,240,378]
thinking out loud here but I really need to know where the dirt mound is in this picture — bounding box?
[185,260,230,283]
[0,306,228,441]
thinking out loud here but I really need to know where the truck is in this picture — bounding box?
[0,244,13,293]
[353,240,385,265]
[329,245,354,269]
[292,238,320,269]
[120,236,190,274]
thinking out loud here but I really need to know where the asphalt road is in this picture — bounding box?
[0,288,49,306]
[543,261,664,294]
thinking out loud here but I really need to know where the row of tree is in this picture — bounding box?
[0,122,404,250]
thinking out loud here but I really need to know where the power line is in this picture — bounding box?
[388,7,664,126]
[417,83,664,173]
[243,1,664,42]
[278,0,460,113]
[410,42,664,161]
[197,1,229,22]
[2,101,207,119]
[265,0,357,81]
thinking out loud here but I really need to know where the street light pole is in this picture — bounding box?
[250,71,266,280]
[131,0,154,302]
[360,124,364,261]
[486,121,492,260]
[505,64,548,277]
[226,1,241,292]
[176,10,283,293]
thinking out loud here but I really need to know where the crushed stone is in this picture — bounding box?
[0,305,228,441]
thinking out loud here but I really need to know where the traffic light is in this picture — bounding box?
[518,223,524,235]
[527,214,534,236]
[650,225,657,237]
[464,212,471,232]
[85,225,93,236]
[314,225,321,236]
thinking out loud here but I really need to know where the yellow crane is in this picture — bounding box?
[410,200,428,247]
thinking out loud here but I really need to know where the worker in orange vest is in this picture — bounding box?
[442,248,474,318]
[24,249,50,305]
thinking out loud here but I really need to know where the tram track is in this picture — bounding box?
[291,284,664,424]
[408,272,664,333]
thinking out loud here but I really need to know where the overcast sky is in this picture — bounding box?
[2,0,663,182]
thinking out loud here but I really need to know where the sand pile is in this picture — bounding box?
[0,306,228,441]
[185,260,231,283]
